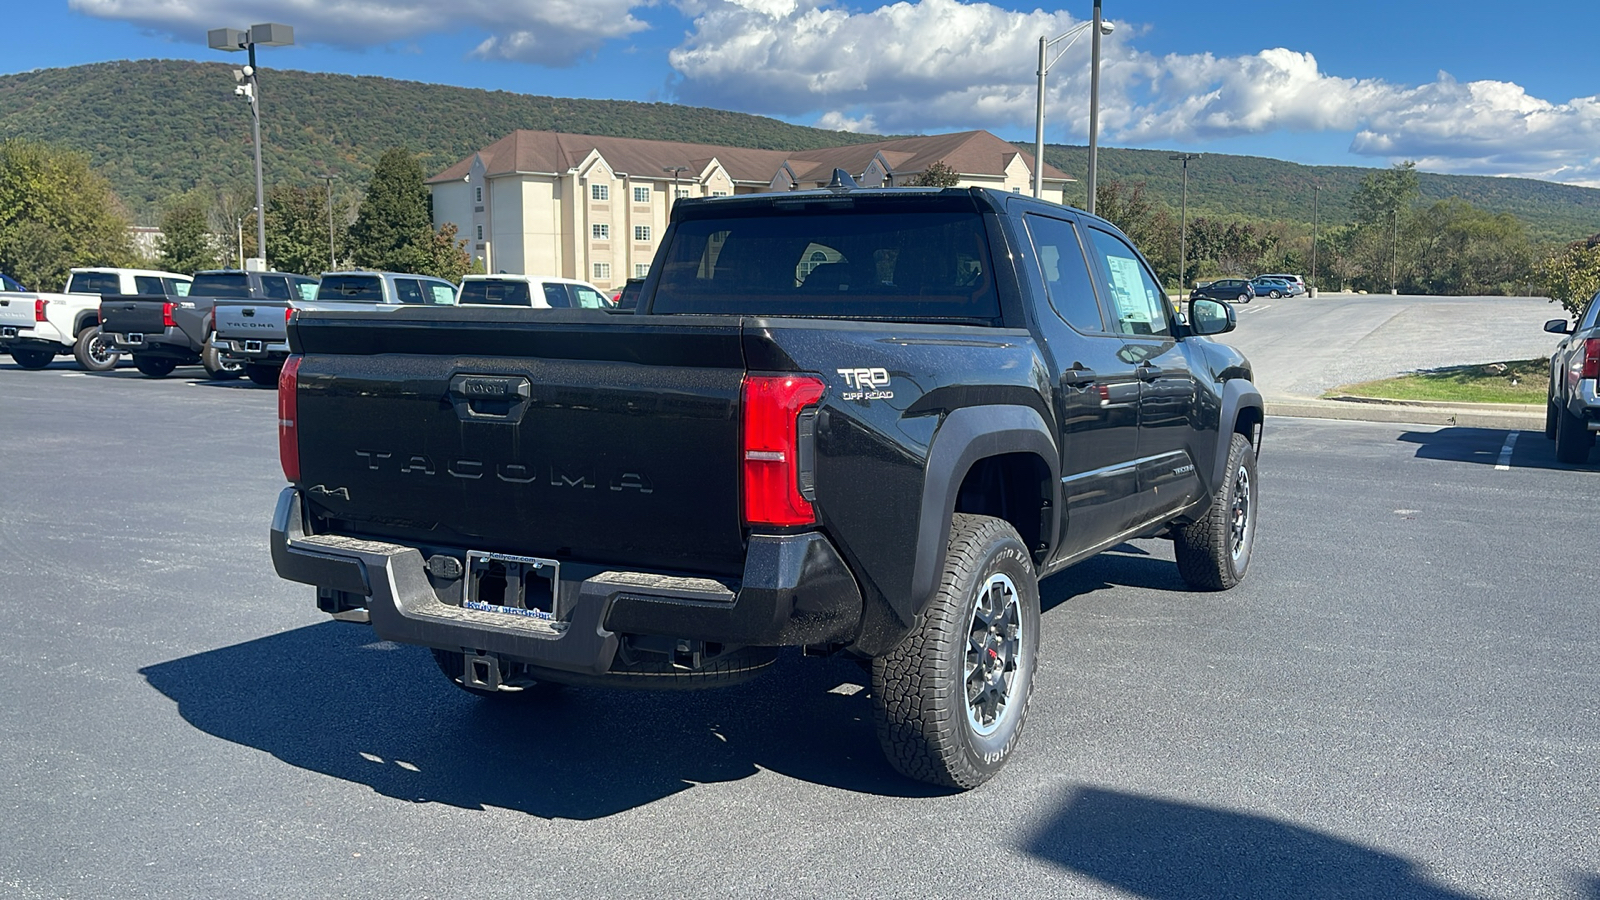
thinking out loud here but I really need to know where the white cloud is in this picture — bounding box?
[70,0,648,67]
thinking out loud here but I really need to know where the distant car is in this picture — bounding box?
[1544,289,1600,463]
[1192,278,1255,304]
[0,274,25,292]
[457,274,614,309]
[1249,276,1293,299]
[1260,273,1306,295]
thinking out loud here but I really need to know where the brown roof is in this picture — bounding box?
[428,128,1070,186]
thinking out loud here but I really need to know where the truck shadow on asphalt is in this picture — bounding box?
[140,621,947,819]
[1025,785,1499,899]
[1398,427,1595,471]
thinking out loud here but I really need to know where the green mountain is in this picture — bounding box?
[2,59,1598,244]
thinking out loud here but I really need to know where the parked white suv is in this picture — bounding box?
[457,275,614,309]
[0,267,193,370]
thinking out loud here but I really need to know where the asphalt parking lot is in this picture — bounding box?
[1,356,1597,899]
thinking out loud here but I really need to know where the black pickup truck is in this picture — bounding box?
[269,179,1263,788]
[101,270,318,378]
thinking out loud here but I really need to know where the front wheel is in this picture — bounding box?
[872,513,1040,789]
[1268,290,1282,299]
[73,326,118,372]
[133,355,177,378]
[244,363,281,387]
[202,334,242,381]
[1175,432,1259,590]
[1554,402,1595,464]
[9,348,56,369]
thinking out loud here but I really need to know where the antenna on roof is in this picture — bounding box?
[826,168,860,192]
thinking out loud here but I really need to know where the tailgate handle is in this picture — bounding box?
[449,374,531,423]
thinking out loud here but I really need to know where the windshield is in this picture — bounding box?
[652,202,999,321]
[189,273,253,299]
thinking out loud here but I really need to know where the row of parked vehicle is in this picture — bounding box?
[0,266,631,385]
[1190,273,1307,304]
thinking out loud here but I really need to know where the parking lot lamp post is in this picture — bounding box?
[1170,153,1200,291]
[663,166,689,213]
[1310,182,1320,297]
[319,174,337,269]
[1033,13,1114,200]
[1086,0,1105,215]
[209,23,294,270]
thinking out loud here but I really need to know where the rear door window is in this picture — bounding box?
[134,276,164,294]
[425,281,457,305]
[542,283,570,308]
[261,276,292,300]
[1023,214,1104,333]
[568,285,609,309]
[293,279,319,301]
[1086,228,1171,338]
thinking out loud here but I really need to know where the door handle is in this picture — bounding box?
[1061,365,1097,387]
[1135,362,1163,382]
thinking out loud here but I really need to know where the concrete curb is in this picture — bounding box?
[1265,396,1544,430]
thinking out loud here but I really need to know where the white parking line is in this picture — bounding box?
[1495,432,1520,470]
[61,372,88,378]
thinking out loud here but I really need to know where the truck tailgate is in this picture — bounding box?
[215,300,288,343]
[292,311,750,575]
[100,295,175,335]
[0,294,36,330]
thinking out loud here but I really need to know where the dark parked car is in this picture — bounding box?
[0,274,25,292]
[1249,277,1293,299]
[1544,290,1600,463]
[1192,278,1255,304]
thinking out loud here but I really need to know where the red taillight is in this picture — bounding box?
[162,302,176,328]
[742,374,826,527]
[35,299,47,322]
[1583,338,1600,380]
[285,307,295,324]
[278,355,302,483]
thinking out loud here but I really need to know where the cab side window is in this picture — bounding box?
[1023,214,1104,333]
[261,276,292,300]
[1086,229,1171,338]
[394,279,426,304]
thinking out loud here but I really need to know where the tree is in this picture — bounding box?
[1405,199,1532,296]
[266,185,337,277]
[1348,161,1421,292]
[907,160,960,187]
[0,138,132,290]
[345,147,432,272]
[1536,237,1600,315]
[158,194,220,275]
[1094,178,1175,284]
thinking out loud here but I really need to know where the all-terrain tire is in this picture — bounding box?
[73,325,118,372]
[202,334,242,381]
[1175,432,1259,590]
[133,355,177,378]
[9,348,55,369]
[1554,402,1595,464]
[871,513,1040,790]
[245,363,281,387]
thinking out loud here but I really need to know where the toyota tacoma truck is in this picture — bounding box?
[0,267,191,371]
[215,270,456,386]
[100,269,320,379]
[1544,289,1600,464]
[269,177,1263,788]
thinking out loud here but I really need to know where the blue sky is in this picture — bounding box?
[7,0,1600,184]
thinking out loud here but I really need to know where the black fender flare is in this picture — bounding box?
[72,309,99,336]
[1211,378,1264,488]
[906,405,1059,624]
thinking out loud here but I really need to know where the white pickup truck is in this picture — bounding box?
[0,267,193,370]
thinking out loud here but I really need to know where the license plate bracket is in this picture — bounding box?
[464,551,560,620]
[244,339,263,353]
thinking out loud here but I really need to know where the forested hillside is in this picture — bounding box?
[2,59,1598,243]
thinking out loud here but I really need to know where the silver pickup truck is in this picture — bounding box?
[1545,290,1600,464]
[214,270,457,385]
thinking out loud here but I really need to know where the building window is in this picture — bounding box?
[591,184,609,201]
[675,188,690,199]
[712,190,730,197]
[593,262,611,281]
[475,187,482,202]
[634,263,649,279]
[592,224,610,240]
[634,225,650,242]
[476,225,483,240]
[633,186,650,203]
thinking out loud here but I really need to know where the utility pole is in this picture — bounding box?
[1310,182,1320,297]
[320,174,337,269]
[1086,0,1104,216]
[1391,207,1399,295]
[1170,153,1200,293]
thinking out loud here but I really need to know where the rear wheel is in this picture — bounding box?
[9,348,55,369]
[244,363,281,387]
[202,334,242,381]
[133,355,177,378]
[1236,292,1250,304]
[1175,432,1258,590]
[1554,402,1595,464]
[73,325,118,372]
[1267,289,1282,299]
[872,513,1040,789]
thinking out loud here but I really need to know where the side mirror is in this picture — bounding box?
[1544,318,1573,335]
[1189,297,1235,335]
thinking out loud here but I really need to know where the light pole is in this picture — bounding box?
[1086,0,1105,216]
[319,174,337,269]
[209,23,294,271]
[663,166,689,213]
[1033,13,1114,200]
[1391,207,1399,295]
[1170,153,1200,292]
[1310,182,1320,297]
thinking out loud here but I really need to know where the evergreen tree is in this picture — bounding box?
[345,148,431,272]
[0,138,132,291]
[158,195,220,275]
[267,185,337,277]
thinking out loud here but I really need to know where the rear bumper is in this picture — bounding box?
[269,488,863,673]
[1,322,67,348]
[219,337,288,360]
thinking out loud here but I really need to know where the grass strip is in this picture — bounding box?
[1325,358,1549,405]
